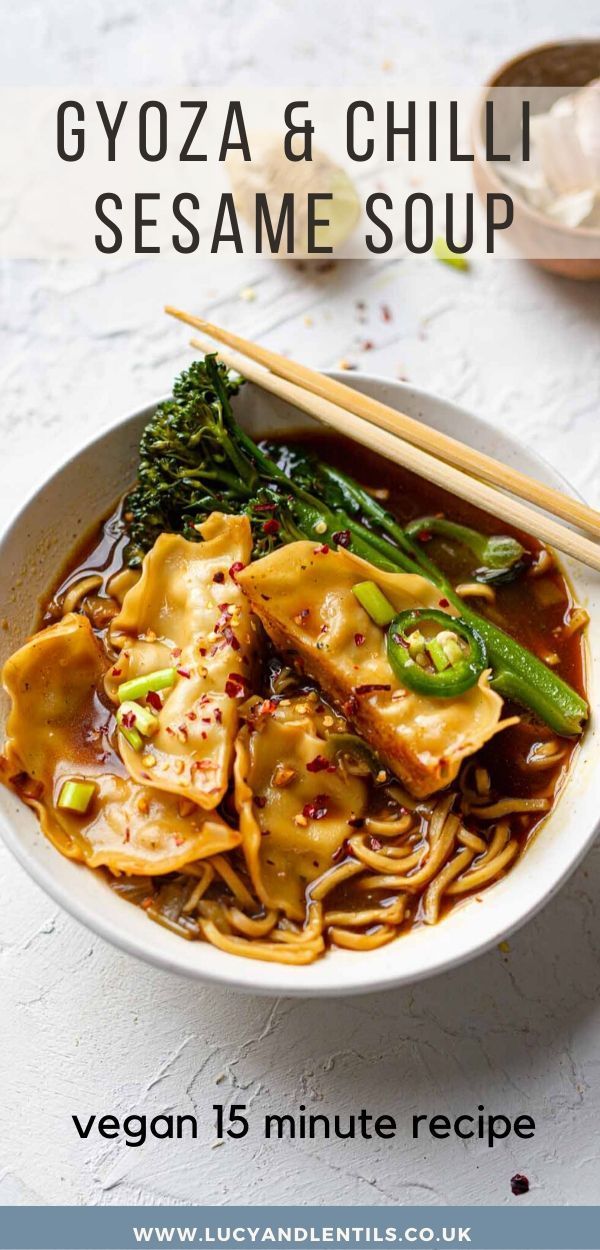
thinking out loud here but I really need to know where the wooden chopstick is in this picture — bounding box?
[166,305,600,543]
[188,330,600,575]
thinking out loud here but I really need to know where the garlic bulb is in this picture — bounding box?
[228,134,361,254]
[503,79,600,229]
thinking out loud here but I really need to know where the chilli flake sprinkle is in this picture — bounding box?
[225,673,248,698]
[306,755,334,773]
[332,530,351,548]
[303,795,329,820]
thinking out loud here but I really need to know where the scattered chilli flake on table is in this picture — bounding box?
[510,1174,530,1196]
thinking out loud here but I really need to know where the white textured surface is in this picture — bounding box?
[2,0,600,1211]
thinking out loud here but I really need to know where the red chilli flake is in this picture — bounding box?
[121,711,137,728]
[313,544,330,555]
[258,699,278,717]
[354,633,366,647]
[223,626,241,651]
[176,667,191,678]
[332,837,351,862]
[332,530,351,548]
[343,695,359,719]
[355,683,391,695]
[380,303,393,322]
[213,571,225,584]
[263,518,280,535]
[146,691,163,711]
[369,836,382,851]
[303,795,329,821]
[225,673,248,698]
[306,754,330,773]
[510,1174,529,1196]
[229,561,246,579]
[111,667,122,677]
[417,530,432,543]
[438,597,449,608]
[172,647,182,658]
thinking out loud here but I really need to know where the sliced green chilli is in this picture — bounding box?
[387,608,487,697]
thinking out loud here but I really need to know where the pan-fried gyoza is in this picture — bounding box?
[0,357,589,964]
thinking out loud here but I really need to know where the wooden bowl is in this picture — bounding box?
[473,40,600,279]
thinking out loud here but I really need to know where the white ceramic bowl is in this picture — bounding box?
[0,373,597,997]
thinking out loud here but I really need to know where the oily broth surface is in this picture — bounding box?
[38,431,585,940]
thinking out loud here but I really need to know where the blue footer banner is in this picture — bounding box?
[0,1206,598,1250]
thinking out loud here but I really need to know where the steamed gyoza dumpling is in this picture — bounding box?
[1,613,240,873]
[107,513,258,809]
[235,695,368,919]
[238,542,508,798]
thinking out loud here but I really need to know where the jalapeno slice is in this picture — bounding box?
[387,609,487,697]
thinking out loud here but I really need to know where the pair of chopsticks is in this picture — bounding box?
[165,305,600,575]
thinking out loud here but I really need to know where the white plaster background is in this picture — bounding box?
[1,0,600,1211]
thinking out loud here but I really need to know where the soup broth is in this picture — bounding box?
[27,430,584,957]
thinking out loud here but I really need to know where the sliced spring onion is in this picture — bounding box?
[117,720,143,752]
[117,700,159,738]
[117,667,177,704]
[427,637,451,672]
[352,581,396,627]
[408,628,426,660]
[57,779,96,814]
[437,631,464,666]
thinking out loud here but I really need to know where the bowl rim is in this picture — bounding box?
[0,369,597,997]
[473,37,600,241]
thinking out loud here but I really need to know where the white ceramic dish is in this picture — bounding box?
[0,373,597,997]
